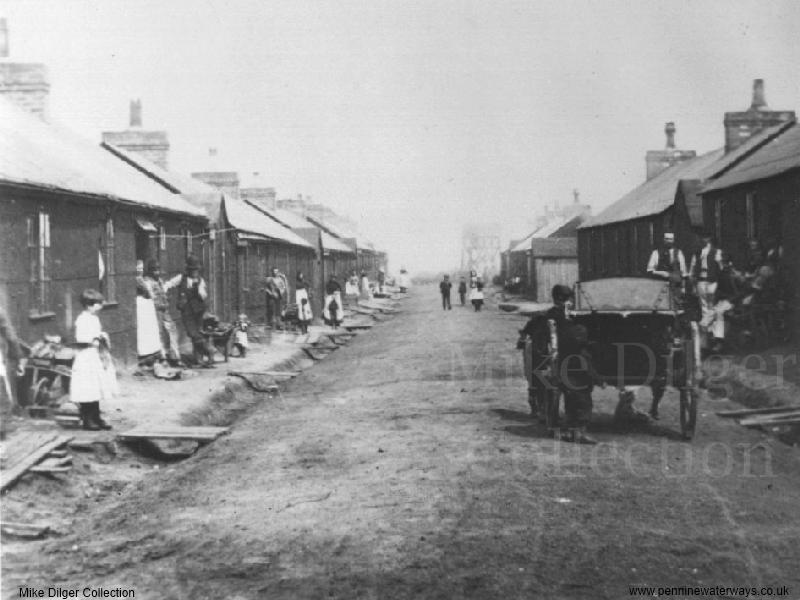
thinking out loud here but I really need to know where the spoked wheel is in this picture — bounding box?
[679,322,702,440]
[28,377,52,406]
[679,388,698,440]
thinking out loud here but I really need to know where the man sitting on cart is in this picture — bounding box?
[647,231,689,298]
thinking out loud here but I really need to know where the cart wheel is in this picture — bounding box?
[679,388,698,439]
[29,378,51,406]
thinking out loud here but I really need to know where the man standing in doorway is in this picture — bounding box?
[439,274,452,310]
[264,267,284,330]
[175,256,214,368]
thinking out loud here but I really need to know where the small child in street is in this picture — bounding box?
[233,313,250,357]
[71,289,117,430]
[559,323,601,444]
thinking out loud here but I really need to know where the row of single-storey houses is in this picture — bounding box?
[0,65,387,364]
[577,80,799,337]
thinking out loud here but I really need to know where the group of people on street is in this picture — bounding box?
[516,227,786,445]
[439,270,485,311]
[646,230,784,352]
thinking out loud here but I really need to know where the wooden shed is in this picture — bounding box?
[0,98,208,364]
[699,120,800,338]
[529,238,579,303]
[577,125,791,282]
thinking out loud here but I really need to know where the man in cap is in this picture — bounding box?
[517,284,573,423]
[647,232,688,283]
[264,267,284,330]
[175,255,214,367]
[144,259,183,365]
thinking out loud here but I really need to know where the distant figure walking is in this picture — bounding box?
[324,275,343,328]
[458,277,467,306]
[397,268,410,293]
[439,275,452,310]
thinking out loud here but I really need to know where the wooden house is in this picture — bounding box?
[102,143,316,323]
[699,121,800,337]
[0,98,208,363]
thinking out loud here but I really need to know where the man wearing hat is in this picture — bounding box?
[689,232,724,338]
[647,232,688,283]
[175,255,214,367]
[143,259,182,365]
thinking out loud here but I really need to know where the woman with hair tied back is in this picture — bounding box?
[70,289,118,430]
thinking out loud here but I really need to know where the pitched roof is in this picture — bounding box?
[580,149,726,229]
[700,121,800,193]
[321,230,355,254]
[510,214,584,253]
[530,237,577,258]
[304,211,377,252]
[222,197,315,250]
[581,122,794,230]
[0,98,205,218]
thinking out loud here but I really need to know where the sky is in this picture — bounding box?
[2,0,800,273]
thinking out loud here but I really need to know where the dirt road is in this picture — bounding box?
[4,285,800,599]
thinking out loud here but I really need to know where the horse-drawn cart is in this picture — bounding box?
[525,278,703,440]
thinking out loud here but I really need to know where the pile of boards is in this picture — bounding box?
[0,433,74,492]
[717,405,800,428]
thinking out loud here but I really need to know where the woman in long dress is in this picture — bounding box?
[135,260,163,365]
[71,289,117,430]
[344,270,360,308]
[295,272,313,334]
[470,276,485,312]
[360,270,372,300]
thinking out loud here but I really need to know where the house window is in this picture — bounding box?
[99,217,117,303]
[27,211,52,316]
[745,192,757,240]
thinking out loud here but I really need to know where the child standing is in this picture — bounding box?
[233,313,250,357]
[295,272,313,334]
[458,277,467,306]
[71,289,117,430]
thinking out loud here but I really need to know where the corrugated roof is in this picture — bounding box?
[510,214,582,253]
[222,197,315,249]
[0,98,205,218]
[581,122,794,230]
[701,121,800,193]
[321,230,355,254]
[530,237,577,258]
[581,149,726,229]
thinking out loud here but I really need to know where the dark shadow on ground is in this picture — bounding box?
[490,408,532,422]
[501,412,686,442]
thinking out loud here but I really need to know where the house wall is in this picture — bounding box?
[0,186,206,364]
[577,204,702,281]
[533,258,579,303]
[703,169,800,337]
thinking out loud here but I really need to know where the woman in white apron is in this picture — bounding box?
[135,261,162,364]
[295,272,313,334]
[71,289,118,430]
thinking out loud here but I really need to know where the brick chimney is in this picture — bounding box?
[240,172,277,211]
[102,100,170,169]
[723,79,795,153]
[0,19,51,120]
[645,122,697,180]
[276,195,308,215]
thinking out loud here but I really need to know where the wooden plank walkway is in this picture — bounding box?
[116,426,229,443]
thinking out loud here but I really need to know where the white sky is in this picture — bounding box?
[3,0,799,273]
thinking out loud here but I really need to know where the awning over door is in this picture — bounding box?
[135,217,157,232]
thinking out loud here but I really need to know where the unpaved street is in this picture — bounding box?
[5,286,800,599]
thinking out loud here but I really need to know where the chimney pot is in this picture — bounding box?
[665,122,676,149]
[750,78,767,110]
[0,18,8,58]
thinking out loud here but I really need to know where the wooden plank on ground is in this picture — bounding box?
[0,435,73,492]
[717,405,800,418]
[116,426,228,443]
[739,413,800,427]
[1,522,51,539]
